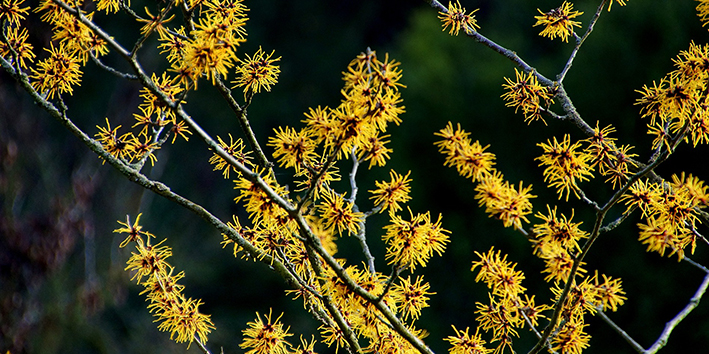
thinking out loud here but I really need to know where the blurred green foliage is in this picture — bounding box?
[2,0,709,353]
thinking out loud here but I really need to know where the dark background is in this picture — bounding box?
[2,0,709,353]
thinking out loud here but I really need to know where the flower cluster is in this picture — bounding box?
[30,43,82,99]
[311,263,431,353]
[536,134,594,201]
[621,174,708,260]
[438,0,480,36]
[536,123,640,200]
[636,42,709,151]
[216,51,447,354]
[240,310,293,354]
[584,123,637,190]
[382,210,449,270]
[0,25,34,70]
[533,1,583,43]
[501,68,555,124]
[233,47,282,98]
[436,122,535,231]
[369,170,412,215]
[549,272,626,353]
[467,248,550,353]
[265,49,404,179]
[532,205,588,283]
[114,214,215,347]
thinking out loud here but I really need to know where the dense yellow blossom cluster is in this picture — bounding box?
[2,0,708,353]
[114,214,215,347]
[433,1,708,353]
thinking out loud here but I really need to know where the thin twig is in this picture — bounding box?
[347,148,360,203]
[575,185,601,211]
[596,308,645,353]
[89,52,138,80]
[557,0,607,83]
[376,265,402,303]
[645,271,709,353]
[194,337,213,354]
[599,206,636,234]
[213,76,274,172]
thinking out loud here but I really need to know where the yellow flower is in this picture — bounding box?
[95,118,135,162]
[438,0,480,36]
[474,293,520,352]
[317,188,364,235]
[436,123,496,182]
[209,134,254,179]
[593,272,626,312]
[155,296,215,347]
[234,170,290,224]
[501,68,554,124]
[444,326,492,354]
[0,0,29,26]
[241,309,293,354]
[382,210,449,270]
[293,156,341,200]
[391,276,435,321]
[139,72,183,122]
[551,277,598,319]
[551,320,590,354]
[357,132,393,168]
[536,134,594,201]
[113,213,154,248]
[130,134,160,166]
[474,171,535,230]
[533,205,588,254]
[637,216,687,259]
[329,101,376,158]
[30,43,83,99]
[369,170,412,215]
[137,7,176,35]
[672,41,709,84]
[95,0,121,13]
[233,47,281,97]
[471,247,527,298]
[534,241,586,283]
[302,106,335,144]
[158,26,188,65]
[124,238,172,283]
[181,35,235,86]
[268,126,316,171]
[699,0,709,27]
[671,172,709,206]
[117,216,215,348]
[533,1,583,42]
[0,26,35,69]
[607,0,628,12]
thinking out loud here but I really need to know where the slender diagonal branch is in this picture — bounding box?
[596,255,707,354]
[557,0,607,83]
[214,76,274,172]
[641,265,709,354]
[596,308,645,353]
[89,52,138,80]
